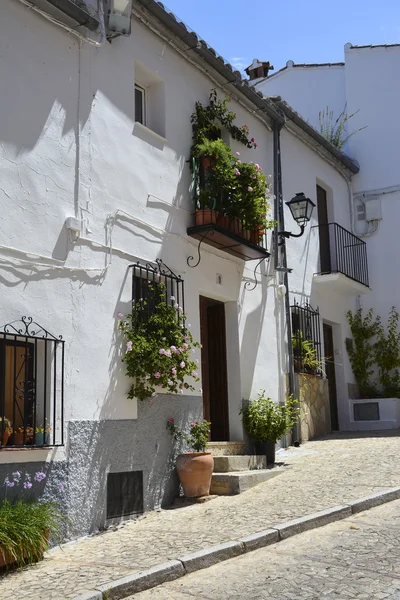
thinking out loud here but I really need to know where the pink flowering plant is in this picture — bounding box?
[166,417,211,452]
[119,284,201,401]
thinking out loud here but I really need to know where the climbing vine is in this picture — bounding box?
[346,307,400,398]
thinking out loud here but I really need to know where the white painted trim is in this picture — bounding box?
[133,121,168,144]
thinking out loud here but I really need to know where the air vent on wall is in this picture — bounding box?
[107,471,143,519]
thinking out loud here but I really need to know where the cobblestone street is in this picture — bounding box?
[134,498,400,599]
[1,431,400,599]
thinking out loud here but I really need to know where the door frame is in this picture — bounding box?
[199,296,230,441]
[323,323,339,431]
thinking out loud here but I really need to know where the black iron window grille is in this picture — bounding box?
[291,302,322,375]
[129,259,184,330]
[0,317,64,448]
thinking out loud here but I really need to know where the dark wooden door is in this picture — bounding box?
[317,185,331,274]
[199,296,229,441]
[323,324,339,430]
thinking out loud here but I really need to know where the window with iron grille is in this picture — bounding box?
[291,302,322,375]
[129,259,184,330]
[0,317,64,448]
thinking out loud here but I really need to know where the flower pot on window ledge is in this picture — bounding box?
[13,429,33,446]
[195,209,219,226]
[0,430,11,447]
[34,432,50,447]
[176,452,214,498]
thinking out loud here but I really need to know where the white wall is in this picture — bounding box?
[257,64,346,131]
[0,0,361,454]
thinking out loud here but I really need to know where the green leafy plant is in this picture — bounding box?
[119,284,201,401]
[1,470,64,568]
[292,332,325,375]
[0,417,12,434]
[346,308,381,397]
[240,391,298,443]
[166,418,211,452]
[319,104,367,150]
[191,89,257,159]
[374,307,400,397]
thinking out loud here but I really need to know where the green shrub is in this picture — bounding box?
[240,391,298,443]
[0,499,63,567]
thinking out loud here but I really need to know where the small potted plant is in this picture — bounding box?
[167,418,213,498]
[240,392,298,465]
[13,426,34,446]
[0,417,12,447]
[35,423,51,447]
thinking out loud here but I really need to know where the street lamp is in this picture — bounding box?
[279,192,315,241]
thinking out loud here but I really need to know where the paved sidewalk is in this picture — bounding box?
[1,431,400,600]
[133,498,400,599]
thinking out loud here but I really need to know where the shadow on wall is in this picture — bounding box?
[66,394,202,538]
[239,257,274,401]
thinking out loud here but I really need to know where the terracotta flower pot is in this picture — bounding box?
[1,430,10,447]
[176,452,214,498]
[217,215,231,230]
[251,226,264,244]
[195,209,219,226]
[200,155,215,172]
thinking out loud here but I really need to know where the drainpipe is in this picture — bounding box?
[273,123,299,446]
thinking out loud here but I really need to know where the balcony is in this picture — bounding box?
[313,223,370,294]
[187,159,271,262]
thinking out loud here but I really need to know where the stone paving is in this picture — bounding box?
[134,498,400,599]
[1,431,400,599]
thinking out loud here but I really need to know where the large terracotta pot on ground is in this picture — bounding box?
[176,452,214,498]
[195,209,219,226]
[254,441,276,465]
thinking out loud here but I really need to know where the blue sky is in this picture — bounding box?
[163,0,400,73]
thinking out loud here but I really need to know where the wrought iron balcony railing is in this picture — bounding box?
[316,223,369,288]
[187,160,270,263]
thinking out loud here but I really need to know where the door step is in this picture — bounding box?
[213,455,266,472]
[208,442,245,456]
[210,469,280,496]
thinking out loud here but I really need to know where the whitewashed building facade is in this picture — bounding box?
[0,0,365,538]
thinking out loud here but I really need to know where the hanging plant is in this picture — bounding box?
[190,89,257,165]
[119,284,201,401]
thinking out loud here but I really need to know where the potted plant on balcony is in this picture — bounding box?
[194,139,235,226]
[0,417,12,447]
[240,392,298,464]
[167,418,213,498]
[232,161,271,244]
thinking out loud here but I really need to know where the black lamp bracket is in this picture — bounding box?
[278,224,305,245]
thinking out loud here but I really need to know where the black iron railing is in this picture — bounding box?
[316,223,369,287]
[192,159,268,251]
[129,259,184,330]
[0,317,64,448]
[291,302,322,376]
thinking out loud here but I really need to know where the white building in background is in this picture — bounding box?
[0,0,369,539]
[256,44,400,329]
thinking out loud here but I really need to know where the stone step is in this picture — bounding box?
[208,441,245,457]
[210,469,281,496]
[213,455,267,473]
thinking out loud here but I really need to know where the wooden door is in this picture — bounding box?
[317,185,331,274]
[199,297,229,440]
[323,324,339,430]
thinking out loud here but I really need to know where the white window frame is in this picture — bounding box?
[135,83,147,126]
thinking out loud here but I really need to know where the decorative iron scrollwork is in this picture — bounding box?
[244,257,269,291]
[0,316,63,341]
[187,230,215,268]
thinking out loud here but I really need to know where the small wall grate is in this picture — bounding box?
[353,402,380,422]
[107,471,143,519]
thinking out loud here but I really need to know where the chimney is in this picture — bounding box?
[245,59,274,81]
